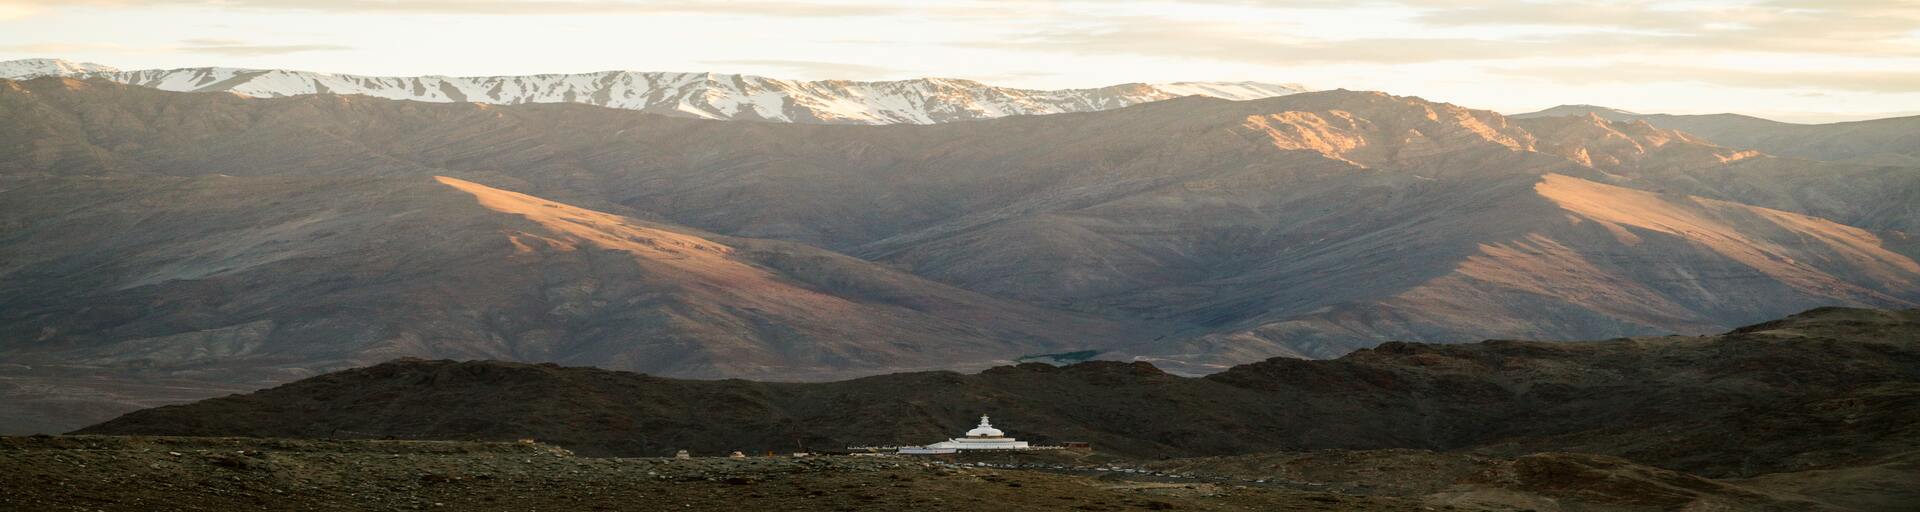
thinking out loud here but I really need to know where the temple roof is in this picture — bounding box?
[964,415,1004,437]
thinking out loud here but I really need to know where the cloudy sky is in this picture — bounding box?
[2,0,1917,122]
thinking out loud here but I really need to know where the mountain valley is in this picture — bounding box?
[4,75,1920,434]
[9,1,1920,509]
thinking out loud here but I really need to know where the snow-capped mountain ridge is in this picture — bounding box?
[0,58,119,78]
[2,58,1310,124]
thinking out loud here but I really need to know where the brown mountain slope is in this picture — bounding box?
[1144,172,1920,367]
[3,76,1919,369]
[79,307,1920,481]
[1514,105,1920,166]
[0,174,1129,433]
[1506,109,1920,237]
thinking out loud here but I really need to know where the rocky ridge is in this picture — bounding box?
[0,58,1308,125]
[1514,104,1920,166]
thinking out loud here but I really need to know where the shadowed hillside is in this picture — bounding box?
[81,307,1920,481]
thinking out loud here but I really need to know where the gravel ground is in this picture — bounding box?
[0,436,1431,511]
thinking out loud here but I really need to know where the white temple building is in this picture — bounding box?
[899,415,1033,454]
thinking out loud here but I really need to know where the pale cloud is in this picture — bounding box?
[0,2,40,20]
[701,59,902,80]
[3,0,1919,116]
[971,17,1556,65]
[1415,0,1920,56]
[0,42,106,53]
[1497,65,1920,94]
[967,70,1061,84]
[1418,2,1748,31]
[973,2,1920,67]
[1,39,346,57]
[3,0,912,17]
[177,38,351,56]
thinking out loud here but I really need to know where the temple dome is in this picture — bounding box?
[964,415,1004,437]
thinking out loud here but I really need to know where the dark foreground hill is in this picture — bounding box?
[81,307,1920,481]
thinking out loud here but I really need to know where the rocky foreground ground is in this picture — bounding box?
[5,436,1914,511]
[0,436,1421,511]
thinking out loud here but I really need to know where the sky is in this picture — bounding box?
[2,0,1918,123]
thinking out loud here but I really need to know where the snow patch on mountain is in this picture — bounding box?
[2,58,1310,125]
[0,58,119,79]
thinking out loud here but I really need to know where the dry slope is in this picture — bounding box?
[0,174,1129,433]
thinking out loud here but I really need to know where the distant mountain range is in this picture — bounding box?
[1515,104,1920,166]
[13,58,1916,165]
[0,58,1308,124]
[4,69,1920,435]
